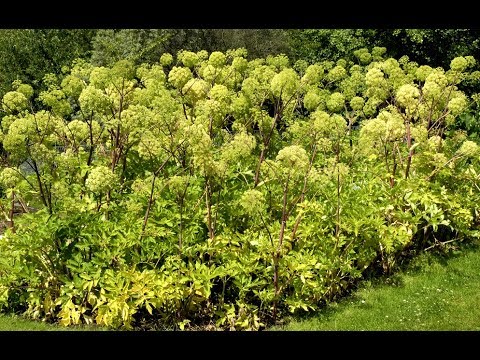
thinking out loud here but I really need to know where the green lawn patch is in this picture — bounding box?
[272,242,480,331]
[0,313,106,331]
[0,314,59,331]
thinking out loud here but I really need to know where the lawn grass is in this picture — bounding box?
[0,313,106,331]
[0,313,61,331]
[272,241,480,331]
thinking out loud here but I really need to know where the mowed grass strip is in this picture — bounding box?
[0,313,65,331]
[272,242,480,331]
[0,313,106,331]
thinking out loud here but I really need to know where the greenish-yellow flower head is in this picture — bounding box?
[422,70,448,100]
[2,91,28,113]
[221,131,256,164]
[458,140,479,157]
[349,96,365,111]
[266,54,290,70]
[209,84,230,103]
[13,82,34,99]
[415,65,433,82]
[372,46,387,59]
[301,64,324,84]
[326,92,345,113]
[304,91,321,112]
[61,75,85,98]
[365,68,385,88]
[208,51,226,68]
[85,166,118,193]
[447,94,468,116]
[232,57,248,73]
[160,53,173,66]
[196,50,209,61]
[181,51,200,68]
[168,66,193,89]
[450,56,468,72]
[294,59,309,74]
[239,189,265,215]
[182,78,209,103]
[231,94,250,120]
[326,65,347,82]
[78,86,111,114]
[201,64,217,83]
[66,120,89,143]
[396,84,420,110]
[353,48,372,65]
[0,168,21,189]
[271,68,299,99]
[275,145,309,172]
[465,56,476,67]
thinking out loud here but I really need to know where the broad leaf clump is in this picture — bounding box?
[0,48,479,330]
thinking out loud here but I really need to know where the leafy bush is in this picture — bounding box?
[0,48,479,330]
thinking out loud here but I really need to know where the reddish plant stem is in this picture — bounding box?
[142,174,157,235]
[140,154,175,240]
[205,180,214,241]
[82,112,95,184]
[334,145,341,247]
[31,159,51,214]
[405,119,413,179]
[254,112,280,187]
[290,143,318,241]
[9,190,15,233]
[390,154,397,188]
[273,171,291,320]
[105,191,110,220]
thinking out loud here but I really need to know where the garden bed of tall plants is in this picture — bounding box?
[0,47,479,330]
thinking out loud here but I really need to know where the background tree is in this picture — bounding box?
[90,29,291,67]
[0,29,95,98]
[287,29,480,70]
[90,29,172,66]
[287,29,379,64]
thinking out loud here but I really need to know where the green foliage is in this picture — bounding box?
[0,48,479,331]
[91,29,291,68]
[287,29,480,71]
[287,29,379,64]
[0,29,95,99]
[91,30,172,67]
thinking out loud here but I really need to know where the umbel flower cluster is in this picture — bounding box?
[0,48,478,330]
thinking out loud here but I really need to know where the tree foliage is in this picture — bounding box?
[287,29,480,70]
[91,29,291,67]
[0,29,95,98]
